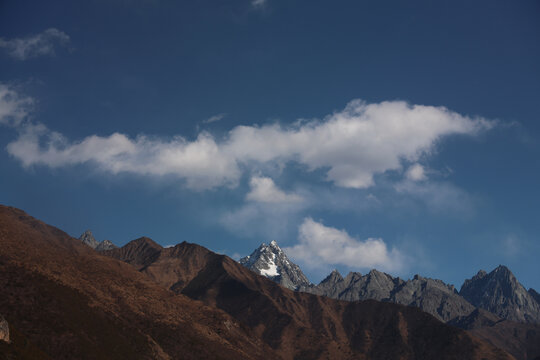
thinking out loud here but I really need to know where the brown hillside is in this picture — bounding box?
[0,205,276,360]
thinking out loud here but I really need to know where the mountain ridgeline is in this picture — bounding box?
[241,240,540,325]
[0,204,537,359]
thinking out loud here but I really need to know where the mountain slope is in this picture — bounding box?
[239,241,310,290]
[107,239,513,360]
[450,309,540,360]
[460,266,540,323]
[0,205,275,360]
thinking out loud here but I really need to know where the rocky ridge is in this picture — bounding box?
[302,269,475,322]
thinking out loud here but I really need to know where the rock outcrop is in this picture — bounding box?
[0,314,9,343]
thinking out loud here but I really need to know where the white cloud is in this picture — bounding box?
[224,100,493,188]
[0,84,33,127]
[246,176,303,203]
[3,86,494,190]
[405,163,427,181]
[0,28,70,60]
[7,124,241,190]
[285,218,404,272]
[203,113,226,124]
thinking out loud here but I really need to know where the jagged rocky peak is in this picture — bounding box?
[239,240,311,290]
[460,265,540,323]
[79,230,99,249]
[79,230,117,251]
[0,314,9,343]
[95,239,117,251]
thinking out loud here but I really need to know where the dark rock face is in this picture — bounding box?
[0,314,9,343]
[95,239,117,251]
[460,266,540,323]
[239,241,310,290]
[78,230,99,249]
[304,270,475,322]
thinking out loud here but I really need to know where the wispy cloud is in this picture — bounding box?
[2,83,494,191]
[0,84,34,127]
[285,218,405,272]
[202,113,226,124]
[0,28,70,60]
[251,0,267,8]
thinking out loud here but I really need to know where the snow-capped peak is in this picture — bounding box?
[239,240,311,290]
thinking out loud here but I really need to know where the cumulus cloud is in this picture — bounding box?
[0,28,70,60]
[405,163,427,181]
[224,100,493,188]
[7,125,240,190]
[0,84,33,127]
[3,85,494,190]
[246,176,303,203]
[285,218,404,272]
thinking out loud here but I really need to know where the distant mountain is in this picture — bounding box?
[303,269,475,322]
[460,265,540,323]
[78,230,117,251]
[78,229,99,249]
[239,241,310,290]
[105,237,512,359]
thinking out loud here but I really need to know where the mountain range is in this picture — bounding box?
[239,240,540,360]
[0,204,516,359]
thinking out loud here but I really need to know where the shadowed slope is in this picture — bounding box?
[0,205,276,360]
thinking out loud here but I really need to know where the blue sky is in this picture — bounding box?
[1,0,539,290]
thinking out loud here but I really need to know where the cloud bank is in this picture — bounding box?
[3,89,493,190]
[0,28,70,60]
[285,218,404,272]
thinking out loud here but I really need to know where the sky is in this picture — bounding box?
[1,0,539,290]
